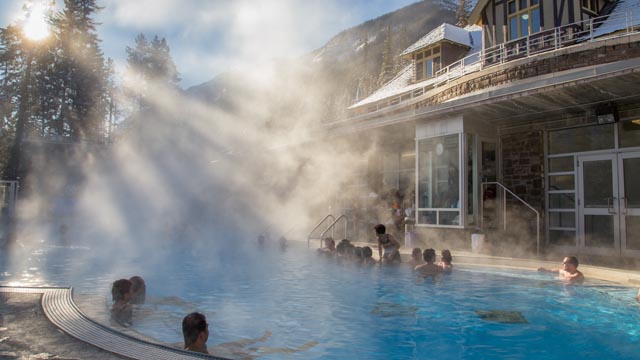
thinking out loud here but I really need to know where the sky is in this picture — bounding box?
[0,0,420,88]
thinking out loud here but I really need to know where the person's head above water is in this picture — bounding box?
[374,224,386,235]
[129,276,146,304]
[111,279,132,302]
[412,248,422,260]
[441,249,452,265]
[182,312,209,354]
[423,249,436,263]
[562,256,579,271]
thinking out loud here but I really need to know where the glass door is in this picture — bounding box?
[577,154,620,255]
[619,151,640,256]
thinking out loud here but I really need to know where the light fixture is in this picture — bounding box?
[596,113,616,125]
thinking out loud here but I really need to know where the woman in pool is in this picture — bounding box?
[111,278,133,326]
[439,249,453,271]
[375,224,401,263]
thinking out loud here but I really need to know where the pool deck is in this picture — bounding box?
[1,248,639,359]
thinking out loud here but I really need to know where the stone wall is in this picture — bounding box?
[500,130,544,210]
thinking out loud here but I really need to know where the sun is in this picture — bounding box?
[22,1,52,41]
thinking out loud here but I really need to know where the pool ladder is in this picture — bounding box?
[307,214,348,248]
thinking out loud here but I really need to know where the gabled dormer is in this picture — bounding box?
[400,23,474,83]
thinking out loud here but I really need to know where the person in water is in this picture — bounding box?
[182,312,318,358]
[438,249,453,271]
[414,248,443,276]
[182,312,209,354]
[375,224,401,263]
[538,256,584,283]
[129,275,146,304]
[407,248,423,267]
[111,279,133,326]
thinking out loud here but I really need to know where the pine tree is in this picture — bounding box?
[456,0,472,27]
[125,34,180,113]
[377,25,395,88]
[51,0,107,141]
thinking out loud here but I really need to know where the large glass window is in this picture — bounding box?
[508,0,541,40]
[414,45,441,81]
[417,134,460,226]
[619,120,640,148]
[548,124,614,154]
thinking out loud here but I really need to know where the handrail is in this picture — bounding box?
[318,215,349,249]
[307,214,335,248]
[481,182,540,256]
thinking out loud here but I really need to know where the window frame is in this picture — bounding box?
[507,0,541,40]
[414,45,442,81]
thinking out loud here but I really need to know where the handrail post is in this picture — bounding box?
[482,182,541,256]
[307,214,335,248]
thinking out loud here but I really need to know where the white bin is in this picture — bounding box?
[471,234,485,253]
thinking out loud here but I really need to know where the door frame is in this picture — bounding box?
[618,151,640,257]
[577,153,620,256]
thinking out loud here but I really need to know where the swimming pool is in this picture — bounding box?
[1,241,639,359]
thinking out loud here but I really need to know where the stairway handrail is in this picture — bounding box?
[318,215,349,249]
[307,214,335,248]
[481,182,541,256]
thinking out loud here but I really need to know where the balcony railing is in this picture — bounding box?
[356,10,640,116]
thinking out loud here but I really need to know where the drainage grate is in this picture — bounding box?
[0,286,228,360]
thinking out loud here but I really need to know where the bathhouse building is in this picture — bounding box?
[328,0,640,259]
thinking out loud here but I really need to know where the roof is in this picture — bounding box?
[468,0,490,26]
[400,23,473,57]
[351,25,482,109]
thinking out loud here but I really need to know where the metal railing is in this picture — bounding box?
[318,215,348,248]
[307,214,335,248]
[356,9,640,115]
[1,180,19,219]
[481,182,541,256]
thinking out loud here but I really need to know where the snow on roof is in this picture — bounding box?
[400,23,473,56]
[590,0,640,38]
[351,25,482,109]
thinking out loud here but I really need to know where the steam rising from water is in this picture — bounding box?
[6,3,381,280]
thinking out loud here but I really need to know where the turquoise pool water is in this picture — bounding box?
[1,242,639,359]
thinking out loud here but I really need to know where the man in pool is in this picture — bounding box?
[182,312,209,354]
[538,256,584,283]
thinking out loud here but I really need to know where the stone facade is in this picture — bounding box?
[500,130,544,210]
[415,38,640,109]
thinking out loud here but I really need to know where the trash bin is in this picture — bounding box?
[404,217,415,247]
[471,233,485,253]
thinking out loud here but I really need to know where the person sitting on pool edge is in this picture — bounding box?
[111,278,133,327]
[414,248,443,276]
[538,256,584,283]
[183,312,209,354]
[375,224,401,263]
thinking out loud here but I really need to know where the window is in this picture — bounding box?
[414,45,441,81]
[417,134,461,226]
[507,0,541,40]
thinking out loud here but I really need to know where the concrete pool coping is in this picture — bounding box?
[2,248,640,359]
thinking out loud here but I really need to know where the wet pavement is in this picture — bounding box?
[0,292,126,360]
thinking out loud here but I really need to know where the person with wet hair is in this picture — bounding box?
[336,239,352,257]
[374,224,401,263]
[439,249,453,271]
[538,256,584,283]
[111,279,133,326]
[129,275,146,304]
[362,246,376,264]
[407,247,423,267]
[354,246,364,262]
[183,312,209,354]
[414,248,443,276]
[318,237,336,256]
